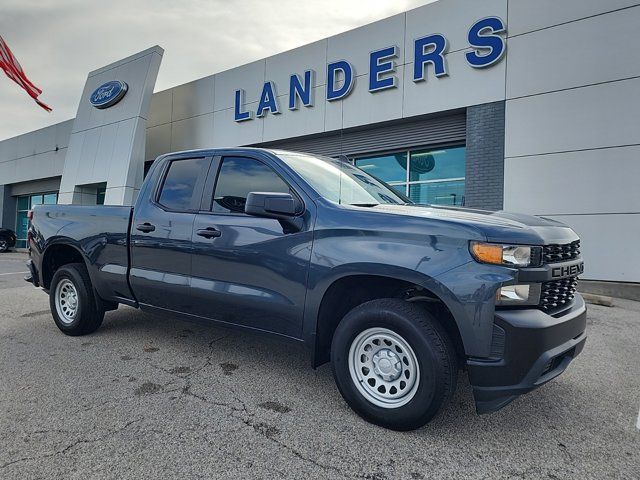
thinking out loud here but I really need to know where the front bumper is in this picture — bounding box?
[467,294,587,414]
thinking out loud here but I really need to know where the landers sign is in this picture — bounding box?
[234,16,506,122]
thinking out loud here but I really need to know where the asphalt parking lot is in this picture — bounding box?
[0,251,638,479]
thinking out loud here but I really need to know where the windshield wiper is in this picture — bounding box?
[349,203,380,207]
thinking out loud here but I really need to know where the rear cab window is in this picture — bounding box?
[157,157,210,211]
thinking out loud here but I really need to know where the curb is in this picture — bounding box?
[579,292,614,307]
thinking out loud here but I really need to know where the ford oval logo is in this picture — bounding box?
[89,80,128,109]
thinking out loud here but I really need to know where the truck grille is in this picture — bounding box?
[543,241,580,264]
[539,276,578,311]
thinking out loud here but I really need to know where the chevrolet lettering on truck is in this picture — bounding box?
[26,148,587,430]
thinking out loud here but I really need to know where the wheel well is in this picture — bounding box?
[313,275,465,367]
[42,244,85,289]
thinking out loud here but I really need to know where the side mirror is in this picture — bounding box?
[245,192,298,216]
[245,192,303,232]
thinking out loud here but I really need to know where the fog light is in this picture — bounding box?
[496,284,541,306]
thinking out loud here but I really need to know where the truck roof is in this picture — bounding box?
[154,147,302,162]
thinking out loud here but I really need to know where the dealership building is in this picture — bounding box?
[0,0,639,292]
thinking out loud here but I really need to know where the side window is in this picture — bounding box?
[212,157,290,214]
[158,157,209,211]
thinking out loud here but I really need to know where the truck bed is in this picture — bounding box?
[29,204,134,303]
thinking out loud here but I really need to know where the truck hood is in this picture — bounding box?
[370,204,578,245]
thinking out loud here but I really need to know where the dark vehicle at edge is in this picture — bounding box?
[0,228,17,252]
[25,148,587,430]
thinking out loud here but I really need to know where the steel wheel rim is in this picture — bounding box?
[348,327,420,408]
[0,240,7,251]
[55,279,79,324]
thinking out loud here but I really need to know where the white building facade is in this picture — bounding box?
[0,0,639,287]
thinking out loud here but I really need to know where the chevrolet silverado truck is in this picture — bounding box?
[26,148,586,430]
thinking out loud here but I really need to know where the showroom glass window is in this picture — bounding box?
[15,192,58,248]
[355,146,465,206]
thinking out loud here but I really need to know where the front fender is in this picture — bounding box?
[434,262,515,357]
[303,262,463,361]
[304,260,516,362]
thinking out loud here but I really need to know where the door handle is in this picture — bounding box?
[136,222,156,233]
[196,227,222,239]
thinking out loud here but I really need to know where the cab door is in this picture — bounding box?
[130,155,211,312]
[190,154,314,339]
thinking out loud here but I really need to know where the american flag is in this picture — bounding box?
[0,35,52,112]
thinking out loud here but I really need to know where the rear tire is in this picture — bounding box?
[49,263,104,336]
[331,299,457,431]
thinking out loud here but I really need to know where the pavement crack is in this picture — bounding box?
[181,382,209,403]
[1,455,47,471]
[240,414,344,476]
[179,381,245,413]
[149,334,228,381]
[176,381,308,461]
[1,419,143,470]
[222,385,344,476]
[32,428,76,435]
[69,398,119,415]
[59,418,144,455]
[557,442,574,462]
[190,334,229,377]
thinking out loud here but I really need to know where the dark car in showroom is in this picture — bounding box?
[0,228,17,252]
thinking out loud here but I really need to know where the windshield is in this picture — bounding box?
[276,151,409,206]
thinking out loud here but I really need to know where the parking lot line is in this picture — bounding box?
[0,271,28,276]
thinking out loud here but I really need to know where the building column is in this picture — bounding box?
[0,185,17,231]
[57,46,163,206]
[464,101,506,211]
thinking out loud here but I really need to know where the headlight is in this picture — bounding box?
[496,283,541,306]
[470,241,541,267]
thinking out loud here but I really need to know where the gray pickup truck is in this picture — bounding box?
[26,148,586,430]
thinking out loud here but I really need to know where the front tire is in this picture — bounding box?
[331,299,457,431]
[49,263,104,336]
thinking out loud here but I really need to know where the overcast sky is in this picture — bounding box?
[0,0,433,140]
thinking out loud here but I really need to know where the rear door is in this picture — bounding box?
[130,155,212,312]
[190,154,314,338]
